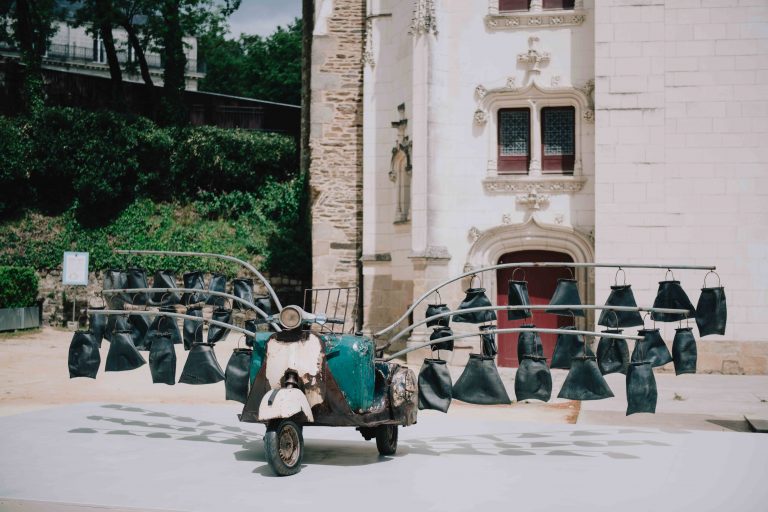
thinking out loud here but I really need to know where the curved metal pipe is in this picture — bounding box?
[376,304,689,353]
[91,309,258,338]
[372,261,715,338]
[383,326,643,362]
[113,249,283,311]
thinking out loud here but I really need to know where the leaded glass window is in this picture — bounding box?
[542,107,575,173]
[498,108,530,174]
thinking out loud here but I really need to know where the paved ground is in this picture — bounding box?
[1,328,767,511]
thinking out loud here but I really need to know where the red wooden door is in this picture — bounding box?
[496,250,574,367]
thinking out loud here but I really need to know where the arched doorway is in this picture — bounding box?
[496,250,575,367]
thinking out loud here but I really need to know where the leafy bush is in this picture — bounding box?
[0,107,307,281]
[135,125,175,202]
[24,107,82,214]
[0,117,30,218]
[72,111,144,225]
[172,126,297,198]
[0,266,39,309]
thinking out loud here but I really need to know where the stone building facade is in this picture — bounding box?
[311,0,768,373]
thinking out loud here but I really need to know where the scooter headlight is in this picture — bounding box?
[279,305,303,330]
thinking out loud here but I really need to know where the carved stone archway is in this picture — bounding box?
[464,216,595,310]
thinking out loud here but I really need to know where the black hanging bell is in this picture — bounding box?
[232,278,254,310]
[150,269,180,306]
[452,354,511,405]
[598,271,643,327]
[626,361,657,415]
[546,278,584,317]
[480,324,498,357]
[596,330,629,375]
[103,268,128,308]
[183,306,204,350]
[105,315,130,342]
[672,326,697,375]
[425,296,451,327]
[418,358,453,412]
[105,330,146,371]
[551,327,593,369]
[128,313,152,350]
[254,296,273,316]
[206,273,228,306]
[68,331,101,379]
[148,332,176,385]
[517,326,544,362]
[631,328,672,368]
[207,308,233,343]
[507,269,532,320]
[452,279,496,324]
[88,306,107,347]
[225,348,253,403]
[558,355,614,401]
[180,271,207,305]
[126,267,149,306]
[179,342,225,384]
[149,307,181,345]
[514,355,552,402]
[651,272,696,322]
[696,272,727,336]
[430,326,454,352]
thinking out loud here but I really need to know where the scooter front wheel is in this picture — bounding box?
[264,419,304,476]
[375,425,398,456]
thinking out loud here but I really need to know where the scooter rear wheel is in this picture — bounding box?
[264,419,304,476]
[375,425,398,456]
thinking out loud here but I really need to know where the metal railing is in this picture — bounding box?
[1,42,200,73]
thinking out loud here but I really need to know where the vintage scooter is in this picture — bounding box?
[241,304,417,476]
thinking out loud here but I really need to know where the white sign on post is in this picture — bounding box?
[62,252,89,286]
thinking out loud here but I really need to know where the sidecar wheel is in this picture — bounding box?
[264,419,304,476]
[375,425,398,456]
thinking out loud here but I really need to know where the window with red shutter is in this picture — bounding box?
[543,0,575,9]
[499,0,530,12]
[541,106,575,174]
[498,108,530,174]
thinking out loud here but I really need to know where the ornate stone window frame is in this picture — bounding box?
[476,80,592,194]
[485,0,586,30]
[463,215,595,315]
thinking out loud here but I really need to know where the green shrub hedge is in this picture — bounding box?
[0,175,309,278]
[0,266,39,309]
[1,107,298,220]
[0,117,31,217]
[0,107,307,281]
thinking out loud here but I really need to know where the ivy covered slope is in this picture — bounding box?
[0,108,309,279]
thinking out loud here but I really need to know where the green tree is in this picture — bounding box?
[199,18,302,105]
[1,0,59,113]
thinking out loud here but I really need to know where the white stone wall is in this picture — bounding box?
[362,0,596,338]
[594,0,768,373]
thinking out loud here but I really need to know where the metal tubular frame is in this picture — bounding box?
[92,309,258,338]
[379,304,689,352]
[101,287,281,331]
[383,326,643,362]
[373,261,716,338]
[113,249,283,311]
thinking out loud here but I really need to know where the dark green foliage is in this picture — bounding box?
[0,266,39,308]
[199,19,302,105]
[0,117,30,218]
[172,126,297,198]
[9,106,296,213]
[0,106,307,279]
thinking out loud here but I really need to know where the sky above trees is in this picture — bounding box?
[226,0,300,38]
